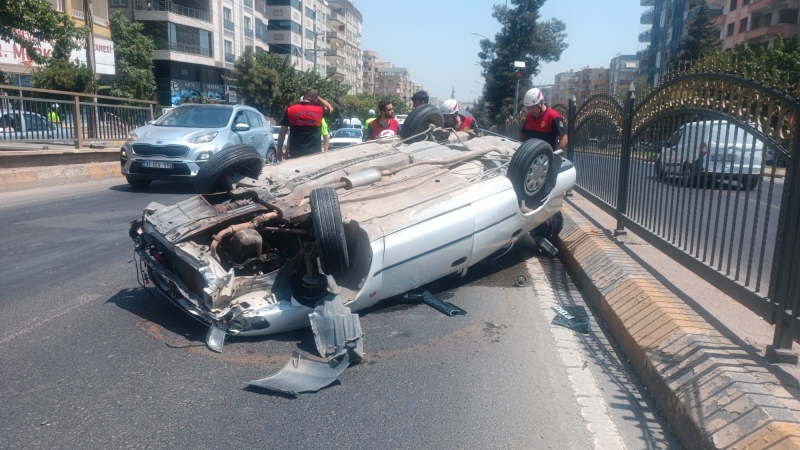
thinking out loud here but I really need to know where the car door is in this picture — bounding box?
[245,110,269,157]
[231,110,256,148]
[665,126,684,173]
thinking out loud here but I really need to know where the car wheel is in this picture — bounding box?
[655,158,666,180]
[508,139,555,206]
[310,187,349,276]
[744,174,760,191]
[265,147,278,165]
[194,144,263,194]
[126,176,151,189]
[777,155,787,167]
[399,104,443,143]
[681,162,697,187]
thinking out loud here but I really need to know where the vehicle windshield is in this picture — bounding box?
[272,126,282,134]
[154,106,233,128]
[333,128,362,139]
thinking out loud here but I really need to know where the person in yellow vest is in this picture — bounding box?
[47,104,61,124]
[321,117,330,152]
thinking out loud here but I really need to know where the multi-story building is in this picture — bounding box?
[552,71,578,104]
[716,0,800,49]
[325,0,363,94]
[376,67,413,100]
[2,0,115,87]
[609,55,638,95]
[577,67,609,102]
[264,0,330,76]
[638,0,691,86]
[362,49,379,95]
[114,0,258,106]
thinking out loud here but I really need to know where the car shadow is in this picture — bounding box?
[108,181,196,195]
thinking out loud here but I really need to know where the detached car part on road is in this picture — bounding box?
[129,104,576,358]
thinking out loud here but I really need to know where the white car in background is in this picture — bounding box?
[328,128,363,149]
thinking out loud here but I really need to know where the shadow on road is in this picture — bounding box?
[108,181,196,195]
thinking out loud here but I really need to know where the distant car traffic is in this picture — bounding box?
[0,110,71,142]
[121,104,277,189]
[328,128,363,149]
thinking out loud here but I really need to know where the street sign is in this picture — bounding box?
[514,61,526,68]
[228,92,237,103]
[514,69,524,80]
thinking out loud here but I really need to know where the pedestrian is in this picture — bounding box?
[321,117,330,152]
[366,99,399,141]
[363,109,376,133]
[47,104,61,124]
[276,89,333,161]
[411,91,429,109]
[518,88,568,151]
[440,99,478,133]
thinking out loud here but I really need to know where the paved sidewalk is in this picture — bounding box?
[559,191,800,449]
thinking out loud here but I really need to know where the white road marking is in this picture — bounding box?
[0,293,101,346]
[525,257,628,450]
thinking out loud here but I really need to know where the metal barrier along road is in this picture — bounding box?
[0,85,156,148]
[560,60,800,363]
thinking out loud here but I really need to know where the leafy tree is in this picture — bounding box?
[678,1,719,63]
[31,52,95,94]
[108,11,156,100]
[478,0,568,125]
[231,46,278,112]
[0,0,85,66]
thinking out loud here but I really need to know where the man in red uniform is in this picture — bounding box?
[440,99,478,133]
[366,99,400,140]
[518,87,568,151]
[276,88,333,161]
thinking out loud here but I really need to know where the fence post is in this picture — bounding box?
[567,95,576,161]
[766,112,800,364]
[614,83,636,236]
[72,95,83,149]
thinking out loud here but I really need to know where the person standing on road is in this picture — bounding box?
[440,99,478,133]
[518,88,568,151]
[276,89,333,161]
[321,117,330,152]
[366,99,399,140]
[411,91,429,109]
[48,104,61,124]
[363,109,376,132]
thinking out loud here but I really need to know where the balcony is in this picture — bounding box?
[326,48,346,59]
[640,0,653,6]
[165,41,212,57]
[224,19,234,32]
[244,28,253,38]
[745,25,786,41]
[71,9,110,27]
[639,28,652,42]
[636,46,650,60]
[641,8,653,24]
[48,0,64,12]
[256,32,268,44]
[686,6,723,21]
[243,0,252,9]
[225,52,235,63]
[747,0,787,13]
[329,11,345,26]
[327,30,344,42]
[133,1,211,23]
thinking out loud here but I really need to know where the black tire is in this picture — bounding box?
[266,146,278,165]
[531,211,564,239]
[508,139,555,206]
[399,104,443,143]
[126,176,151,189]
[194,144,263,194]
[744,174,760,191]
[655,158,665,180]
[310,187,349,276]
[682,161,698,187]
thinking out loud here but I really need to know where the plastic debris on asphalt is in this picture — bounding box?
[551,305,591,333]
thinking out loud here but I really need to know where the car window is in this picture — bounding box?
[234,111,251,126]
[667,128,683,147]
[1,113,20,130]
[272,126,282,134]
[154,106,233,128]
[333,128,362,138]
[245,111,263,128]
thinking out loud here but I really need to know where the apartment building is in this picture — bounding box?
[577,67,609,102]
[714,0,800,49]
[552,71,578,104]
[325,0,363,94]
[2,0,115,87]
[609,54,638,95]
[376,67,413,99]
[264,0,330,75]
[638,0,690,86]
[362,49,379,94]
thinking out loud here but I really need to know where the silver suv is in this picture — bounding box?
[121,104,276,188]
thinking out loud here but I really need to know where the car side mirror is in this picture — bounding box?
[234,123,250,132]
[147,120,155,125]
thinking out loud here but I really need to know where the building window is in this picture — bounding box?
[266,0,301,8]
[305,28,314,40]
[110,0,127,6]
[729,0,737,11]
[743,0,750,4]
[224,40,234,63]
[779,9,799,24]
[727,22,735,36]
[740,17,748,32]
[596,73,604,79]
[305,51,315,62]
[223,7,233,32]
[268,20,301,33]
[305,6,315,19]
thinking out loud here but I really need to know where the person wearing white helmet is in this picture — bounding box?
[519,87,567,151]
[363,108,376,133]
[440,99,477,133]
[366,99,399,141]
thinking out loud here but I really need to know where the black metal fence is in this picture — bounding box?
[503,62,800,362]
[0,85,156,148]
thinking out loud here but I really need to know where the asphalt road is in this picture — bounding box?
[574,151,783,294]
[0,178,679,449]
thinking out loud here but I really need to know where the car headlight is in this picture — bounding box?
[196,151,212,161]
[121,148,127,158]
[127,131,138,141]
[189,132,218,143]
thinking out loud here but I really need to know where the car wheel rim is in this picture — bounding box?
[266,151,276,164]
[525,154,549,195]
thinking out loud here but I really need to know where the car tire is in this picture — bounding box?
[310,187,349,276]
[126,176,151,189]
[194,144,263,194]
[681,162,697,187]
[655,158,666,180]
[508,139,554,206]
[399,104,443,143]
[745,174,760,191]
[266,146,278,165]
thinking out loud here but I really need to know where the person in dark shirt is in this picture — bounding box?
[411,90,429,109]
[277,88,333,161]
[518,87,568,151]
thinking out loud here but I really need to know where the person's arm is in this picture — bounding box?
[277,126,288,161]
[552,116,568,151]
[555,134,568,151]
[316,96,333,114]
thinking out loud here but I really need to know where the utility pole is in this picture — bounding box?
[83,0,98,139]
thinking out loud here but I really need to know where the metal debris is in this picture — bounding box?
[309,295,364,362]
[248,351,350,395]
[551,305,590,333]
[534,236,559,257]
[206,322,226,352]
[515,274,529,287]
[403,290,467,316]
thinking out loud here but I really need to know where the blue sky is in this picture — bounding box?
[359,0,645,102]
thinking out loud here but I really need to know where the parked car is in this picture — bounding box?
[121,104,277,188]
[655,120,764,189]
[129,103,576,352]
[328,127,363,149]
[0,110,72,142]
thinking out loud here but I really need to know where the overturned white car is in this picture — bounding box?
[130,105,576,359]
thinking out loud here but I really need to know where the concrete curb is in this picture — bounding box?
[556,203,800,450]
[0,162,122,192]
[0,149,120,169]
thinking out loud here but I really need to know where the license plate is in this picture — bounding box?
[710,154,734,162]
[142,160,173,169]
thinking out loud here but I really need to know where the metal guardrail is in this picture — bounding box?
[0,85,156,148]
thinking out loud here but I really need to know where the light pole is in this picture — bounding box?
[513,61,525,116]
